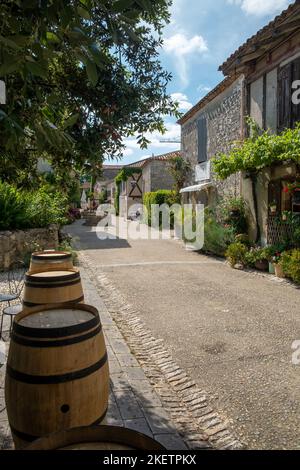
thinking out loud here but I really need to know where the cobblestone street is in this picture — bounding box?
[65,220,300,450]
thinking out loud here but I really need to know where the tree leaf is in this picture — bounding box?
[77,6,91,20]
[26,61,48,78]
[0,58,21,76]
[89,44,108,69]
[112,0,134,13]
[63,113,79,129]
[86,60,98,86]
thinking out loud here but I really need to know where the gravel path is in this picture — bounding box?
[66,220,300,450]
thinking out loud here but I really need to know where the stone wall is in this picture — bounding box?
[150,160,175,192]
[0,225,59,270]
[181,76,244,203]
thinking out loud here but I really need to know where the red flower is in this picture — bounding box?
[283,187,289,193]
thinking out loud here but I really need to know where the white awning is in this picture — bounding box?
[180,182,212,194]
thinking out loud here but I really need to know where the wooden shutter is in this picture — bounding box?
[197,117,207,163]
[292,58,300,128]
[278,63,292,132]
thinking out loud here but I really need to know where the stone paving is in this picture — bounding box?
[0,267,188,450]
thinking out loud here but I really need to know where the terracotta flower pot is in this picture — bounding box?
[274,263,285,279]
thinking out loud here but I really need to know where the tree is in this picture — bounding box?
[168,155,191,194]
[0,0,179,177]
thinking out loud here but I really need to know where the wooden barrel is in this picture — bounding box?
[29,251,73,274]
[26,426,165,450]
[23,269,84,309]
[5,303,109,449]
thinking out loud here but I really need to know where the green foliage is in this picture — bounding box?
[0,0,179,175]
[213,121,300,180]
[245,247,268,266]
[262,242,290,262]
[98,189,108,205]
[0,182,68,230]
[220,196,248,235]
[143,190,178,227]
[280,249,300,284]
[203,208,235,256]
[168,156,191,194]
[0,181,28,229]
[225,242,248,267]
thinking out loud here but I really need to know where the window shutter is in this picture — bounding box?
[292,58,300,128]
[197,117,207,163]
[278,63,292,132]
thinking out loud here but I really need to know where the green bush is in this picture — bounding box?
[280,250,300,284]
[220,196,248,235]
[143,190,178,227]
[25,187,68,228]
[225,242,248,267]
[200,207,235,256]
[245,247,268,267]
[0,181,28,230]
[0,182,68,230]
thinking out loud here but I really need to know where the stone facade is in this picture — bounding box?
[144,160,175,193]
[0,225,59,270]
[180,76,244,204]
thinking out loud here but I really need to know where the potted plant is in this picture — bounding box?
[269,200,277,215]
[245,247,268,271]
[281,210,290,222]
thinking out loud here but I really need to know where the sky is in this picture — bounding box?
[105,0,293,166]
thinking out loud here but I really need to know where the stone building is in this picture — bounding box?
[219,0,300,244]
[118,151,180,218]
[178,76,244,207]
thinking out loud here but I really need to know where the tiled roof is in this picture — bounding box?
[177,75,238,125]
[102,164,123,170]
[219,0,300,75]
[125,150,181,168]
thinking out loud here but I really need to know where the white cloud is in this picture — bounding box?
[171,92,193,111]
[227,0,290,17]
[163,32,208,87]
[164,33,208,56]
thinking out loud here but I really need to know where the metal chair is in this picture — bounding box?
[0,261,26,340]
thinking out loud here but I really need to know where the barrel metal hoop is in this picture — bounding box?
[22,296,84,308]
[7,352,108,384]
[25,272,79,283]
[24,279,80,289]
[32,253,72,261]
[9,408,108,443]
[13,308,98,338]
[11,324,102,348]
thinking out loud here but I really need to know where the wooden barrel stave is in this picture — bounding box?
[5,304,109,449]
[29,251,73,274]
[23,270,84,308]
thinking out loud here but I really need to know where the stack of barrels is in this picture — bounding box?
[5,250,109,449]
[5,250,164,451]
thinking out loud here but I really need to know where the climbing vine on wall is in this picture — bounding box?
[212,120,300,180]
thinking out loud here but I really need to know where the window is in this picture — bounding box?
[278,58,300,132]
[197,117,207,163]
